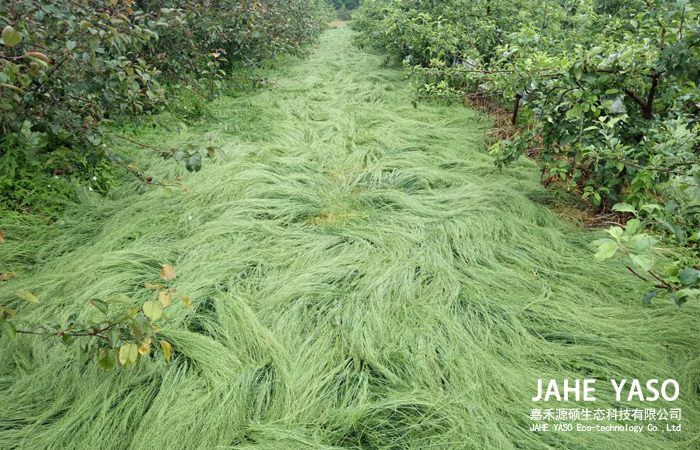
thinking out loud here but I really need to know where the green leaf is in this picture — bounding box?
[595,240,618,261]
[606,227,624,240]
[163,187,173,199]
[107,294,130,304]
[143,301,163,321]
[98,348,116,370]
[630,254,653,271]
[66,40,77,51]
[612,203,636,213]
[2,26,22,47]
[131,320,144,342]
[670,290,696,307]
[78,344,88,365]
[119,343,139,367]
[15,289,39,303]
[90,299,109,315]
[642,290,657,307]
[0,320,17,339]
[679,269,700,286]
[587,46,604,58]
[624,219,642,236]
[108,329,121,348]
[632,235,657,252]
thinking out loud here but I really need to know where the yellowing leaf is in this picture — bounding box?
[15,289,39,303]
[160,264,176,281]
[145,282,163,290]
[119,343,139,367]
[139,337,152,356]
[158,291,172,308]
[0,307,16,317]
[178,293,191,309]
[143,300,163,321]
[160,340,172,361]
[126,164,141,172]
[1,272,16,281]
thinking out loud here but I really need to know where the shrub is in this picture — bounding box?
[0,0,328,212]
[338,8,353,21]
[352,0,700,306]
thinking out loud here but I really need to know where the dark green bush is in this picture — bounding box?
[337,8,352,21]
[0,0,329,212]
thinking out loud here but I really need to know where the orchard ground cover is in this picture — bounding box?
[1,26,700,450]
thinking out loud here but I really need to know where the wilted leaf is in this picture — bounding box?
[15,289,39,303]
[178,293,191,309]
[0,307,16,317]
[119,343,139,367]
[0,230,4,243]
[0,272,16,281]
[143,300,163,321]
[160,339,172,361]
[158,291,172,307]
[160,264,176,281]
[139,337,152,356]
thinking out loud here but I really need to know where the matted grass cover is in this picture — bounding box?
[1,27,699,449]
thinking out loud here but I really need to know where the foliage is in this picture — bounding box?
[1,0,329,212]
[337,8,354,21]
[327,0,360,10]
[352,0,700,307]
[1,29,697,448]
[1,261,189,370]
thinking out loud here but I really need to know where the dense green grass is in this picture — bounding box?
[1,27,700,449]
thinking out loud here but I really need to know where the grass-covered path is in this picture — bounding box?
[2,27,700,450]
